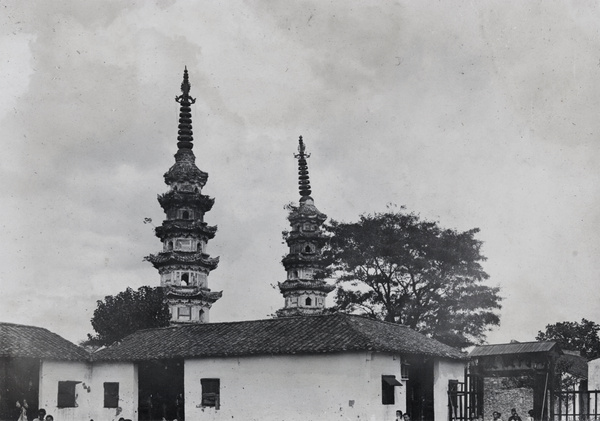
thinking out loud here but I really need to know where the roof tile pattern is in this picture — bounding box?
[0,322,89,361]
[94,313,465,361]
[469,341,560,357]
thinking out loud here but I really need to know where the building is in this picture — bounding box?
[276,136,334,317]
[467,341,589,421]
[92,312,467,421]
[144,68,222,324]
[0,322,114,421]
[1,69,470,421]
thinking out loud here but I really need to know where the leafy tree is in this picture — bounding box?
[536,318,600,360]
[324,207,501,348]
[85,286,170,346]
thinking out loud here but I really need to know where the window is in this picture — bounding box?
[178,306,191,320]
[305,297,312,306]
[304,245,312,253]
[381,375,402,405]
[201,378,220,409]
[103,382,119,408]
[57,381,78,408]
[182,210,190,219]
[401,363,410,380]
[181,273,189,286]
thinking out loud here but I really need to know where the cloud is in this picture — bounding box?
[1,0,600,345]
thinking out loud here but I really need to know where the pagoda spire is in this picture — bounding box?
[145,68,222,324]
[175,66,196,150]
[295,136,312,200]
[276,136,334,317]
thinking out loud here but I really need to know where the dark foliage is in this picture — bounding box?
[84,286,170,347]
[324,207,501,348]
[536,318,600,360]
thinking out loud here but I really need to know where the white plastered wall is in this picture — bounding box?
[589,358,600,390]
[89,362,138,421]
[38,360,91,421]
[39,360,137,421]
[184,351,408,421]
[433,358,467,421]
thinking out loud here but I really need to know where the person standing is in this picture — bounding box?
[508,408,522,421]
[32,408,46,421]
[15,400,27,421]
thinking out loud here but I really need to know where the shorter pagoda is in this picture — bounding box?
[276,136,334,317]
[145,68,222,324]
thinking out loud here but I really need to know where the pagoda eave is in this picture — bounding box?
[155,223,217,240]
[163,162,209,186]
[158,192,215,212]
[145,252,219,270]
[282,254,325,268]
[166,287,223,302]
[278,280,335,293]
[285,233,328,246]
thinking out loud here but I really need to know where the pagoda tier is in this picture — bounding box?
[164,149,209,186]
[278,279,334,294]
[276,136,334,318]
[145,68,222,324]
[145,251,219,269]
[154,220,217,241]
[157,191,215,214]
[166,290,222,324]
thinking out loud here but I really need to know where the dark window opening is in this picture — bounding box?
[304,245,312,253]
[401,363,410,380]
[57,381,78,408]
[168,241,173,250]
[382,375,401,405]
[197,242,202,251]
[305,297,312,306]
[182,210,190,219]
[181,273,189,286]
[104,382,119,408]
[201,378,220,409]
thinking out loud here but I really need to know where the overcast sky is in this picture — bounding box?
[1,0,599,345]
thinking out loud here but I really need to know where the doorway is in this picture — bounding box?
[138,359,184,421]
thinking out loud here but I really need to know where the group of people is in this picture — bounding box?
[489,407,535,421]
[16,402,53,421]
[395,410,411,421]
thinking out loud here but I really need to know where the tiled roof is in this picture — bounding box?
[93,313,466,361]
[469,341,561,357]
[0,322,89,361]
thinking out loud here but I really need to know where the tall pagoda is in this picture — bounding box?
[145,68,222,324]
[276,136,334,317]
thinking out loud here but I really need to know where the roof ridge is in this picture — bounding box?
[0,321,52,331]
[342,313,413,328]
[478,340,557,347]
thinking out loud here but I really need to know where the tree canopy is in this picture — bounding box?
[536,318,600,360]
[85,286,170,347]
[324,208,501,348]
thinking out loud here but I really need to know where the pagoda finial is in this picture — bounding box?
[175,67,196,150]
[294,136,312,200]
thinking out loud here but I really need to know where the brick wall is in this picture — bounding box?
[484,377,533,419]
